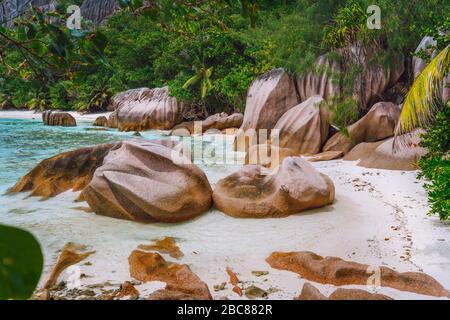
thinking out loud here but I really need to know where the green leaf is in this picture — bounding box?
[91,31,108,52]
[0,225,43,300]
[26,24,37,40]
[182,74,200,89]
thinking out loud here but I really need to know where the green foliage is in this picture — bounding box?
[418,105,450,220]
[0,224,43,300]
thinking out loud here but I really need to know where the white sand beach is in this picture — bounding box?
[2,144,449,299]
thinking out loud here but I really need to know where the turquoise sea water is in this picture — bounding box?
[0,118,163,190]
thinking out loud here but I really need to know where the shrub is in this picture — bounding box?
[418,105,450,220]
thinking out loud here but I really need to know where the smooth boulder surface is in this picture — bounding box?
[305,151,344,162]
[235,69,299,150]
[344,131,427,171]
[245,144,297,169]
[297,283,393,300]
[42,110,76,127]
[171,112,243,136]
[112,87,186,131]
[82,140,213,223]
[9,142,120,199]
[267,251,450,298]
[296,55,340,102]
[129,250,212,300]
[273,95,329,155]
[323,102,401,154]
[213,157,335,218]
[93,116,108,127]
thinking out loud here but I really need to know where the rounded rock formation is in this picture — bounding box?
[213,156,335,218]
[323,101,401,154]
[42,110,76,127]
[93,116,108,127]
[82,140,213,223]
[273,95,330,155]
[9,142,120,199]
[112,87,186,132]
[344,130,427,171]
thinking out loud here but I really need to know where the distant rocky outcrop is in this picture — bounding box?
[0,0,56,25]
[93,116,108,127]
[110,87,186,132]
[323,102,401,154]
[344,130,427,171]
[80,0,119,25]
[82,140,212,223]
[213,157,335,218]
[267,251,450,298]
[297,46,405,111]
[128,250,212,300]
[171,112,243,136]
[9,142,120,199]
[273,95,330,155]
[42,110,76,126]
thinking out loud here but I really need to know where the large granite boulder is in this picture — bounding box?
[9,143,120,199]
[273,95,329,155]
[171,112,243,136]
[93,116,108,127]
[42,110,76,127]
[297,47,404,110]
[344,130,427,171]
[235,69,299,150]
[296,55,340,102]
[82,140,213,223]
[80,0,119,25]
[213,157,335,218]
[323,102,401,154]
[112,87,186,131]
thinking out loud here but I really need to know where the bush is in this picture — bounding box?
[418,105,450,220]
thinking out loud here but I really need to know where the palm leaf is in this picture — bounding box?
[182,74,200,89]
[397,45,449,135]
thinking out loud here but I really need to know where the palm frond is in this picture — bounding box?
[397,45,450,135]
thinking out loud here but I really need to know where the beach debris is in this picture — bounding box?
[245,286,268,299]
[214,282,227,292]
[252,271,269,277]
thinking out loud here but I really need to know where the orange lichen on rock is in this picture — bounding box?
[137,237,184,259]
[128,250,212,300]
[9,143,120,199]
[44,243,95,289]
[116,281,140,299]
[267,251,450,298]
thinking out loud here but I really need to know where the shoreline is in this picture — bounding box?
[0,110,112,122]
